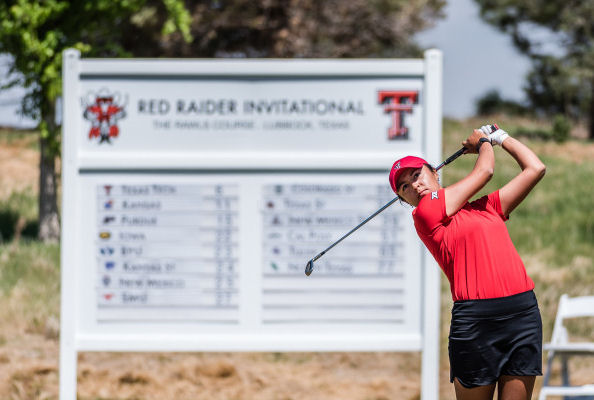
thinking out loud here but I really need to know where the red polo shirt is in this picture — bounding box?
[413,189,534,301]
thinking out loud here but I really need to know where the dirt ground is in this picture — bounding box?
[0,135,39,199]
[0,327,430,400]
[2,324,594,400]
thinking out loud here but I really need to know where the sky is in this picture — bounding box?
[0,54,34,129]
[0,0,532,128]
[416,0,531,118]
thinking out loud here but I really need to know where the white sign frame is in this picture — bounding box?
[60,49,442,400]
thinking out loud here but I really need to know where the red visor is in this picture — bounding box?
[388,156,428,194]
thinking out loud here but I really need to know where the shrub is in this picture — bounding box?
[552,114,571,142]
[475,89,529,116]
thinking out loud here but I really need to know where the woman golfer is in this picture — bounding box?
[389,126,546,400]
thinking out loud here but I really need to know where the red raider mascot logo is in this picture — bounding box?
[378,91,419,140]
[82,88,127,144]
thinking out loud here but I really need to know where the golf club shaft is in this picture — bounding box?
[311,195,401,262]
[309,146,466,264]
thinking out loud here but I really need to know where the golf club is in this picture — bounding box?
[304,124,497,276]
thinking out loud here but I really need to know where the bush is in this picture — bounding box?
[0,210,18,242]
[515,127,552,140]
[552,114,570,142]
[0,190,39,242]
[475,89,529,116]
[476,90,504,115]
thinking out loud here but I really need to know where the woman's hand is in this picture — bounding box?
[462,129,489,154]
[480,125,509,146]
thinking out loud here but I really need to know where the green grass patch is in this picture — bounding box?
[0,127,38,149]
[0,241,60,332]
[1,188,38,220]
[510,155,593,265]
[0,188,38,242]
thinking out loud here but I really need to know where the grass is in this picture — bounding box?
[0,127,38,149]
[0,188,39,242]
[512,154,593,266]
[0,241,60,335]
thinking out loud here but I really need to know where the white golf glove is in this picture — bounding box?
[488,128,509,146]
[479,124,509,146]
[479,124,495,136]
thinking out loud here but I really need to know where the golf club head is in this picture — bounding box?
[305,260,314,276]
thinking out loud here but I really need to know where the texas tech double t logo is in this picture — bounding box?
[378,91,419,140]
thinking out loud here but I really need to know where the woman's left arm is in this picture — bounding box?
[498,136,546,216]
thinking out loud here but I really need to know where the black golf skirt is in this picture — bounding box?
[448,290,542,388]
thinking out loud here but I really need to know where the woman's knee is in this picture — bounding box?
[453,378,496,400]
[497,375,536,400]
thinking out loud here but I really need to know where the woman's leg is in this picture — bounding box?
[454,378,496,400]
[497,375,535,400]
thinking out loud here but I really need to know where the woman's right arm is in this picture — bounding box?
[497,136,546,216]
[443,129,495,217]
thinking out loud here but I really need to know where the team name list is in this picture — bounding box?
[96,183,239,323]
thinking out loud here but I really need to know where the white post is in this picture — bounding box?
[59,48,81,400]
[421,48,443,400]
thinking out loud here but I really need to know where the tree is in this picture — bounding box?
[473,0,594,139]
[475,89,528,116]
[1,0,445,241]
[0,0,191,241]
[162,0,446,58]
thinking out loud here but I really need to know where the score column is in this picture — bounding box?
[260,183,408,325]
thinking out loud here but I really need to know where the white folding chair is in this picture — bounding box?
[539,294,594,400]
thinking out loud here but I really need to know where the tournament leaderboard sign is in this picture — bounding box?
[60,49,443,399]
